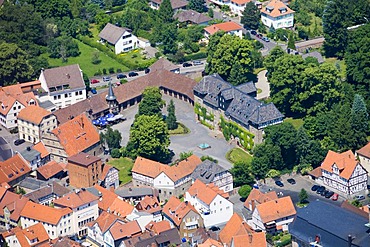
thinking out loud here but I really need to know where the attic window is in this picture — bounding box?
[8,174,13,178]
[200,170,207,177]
[279,7,287,13]
[266,6,274,12]
[20,168,24,172]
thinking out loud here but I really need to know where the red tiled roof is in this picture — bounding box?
[89,211,124,233]
[255,196,296,223]
[231,232,267,247]
[0,190,29,222]
[2,223,49,247]
[109,220,142,240]
[99,164,118,181]
[219,213,252,246]
[53,190,99,209]
[204,22,242,36]
[136,196,161,214]
[0,84,38,115]
[244,189,278,210]
[261,0,295,18]
[20,201,72,225]
[230,0,251,4]
[308,166,322,178]
[37,161,64,180]
[321,150,361,180]
[17,105,52,125]
[51,113,100,157]
[187,179,229,205]
[0,154,31,184]
[198,238,223,247]
[68,153,101,167]
[145,220,171,234]
[162,196,198,226]
[356,142,370,159]
[93,185,118,211]
[33,142,50,159]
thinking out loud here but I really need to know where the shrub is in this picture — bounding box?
[155,52,161,59]
[102,68,107,75]
[94,69,102,76]
[117,68,122,73]
[111,148,121,158]
[238,184,252,198]
[200,155,218,163]
[120,79,128,84]
[108,67,115,74]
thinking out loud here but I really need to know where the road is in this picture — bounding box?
[255,69,270,100]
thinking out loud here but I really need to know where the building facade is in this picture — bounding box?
[67,153,102,188]
[356,142,370,175]
[261,0,294,29]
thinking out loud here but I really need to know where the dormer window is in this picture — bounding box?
[279,7,287,13]
[266,6,274,13]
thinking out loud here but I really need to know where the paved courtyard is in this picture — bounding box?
[110,95,235,170]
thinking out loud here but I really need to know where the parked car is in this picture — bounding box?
[116,74,126,79]
[145,68,150,74]
[275,180,284,187]
[116,82,121,86]
[367,184,370,189]
[332,193,339,201]
[287,178,296,185]
[103,76,111,82]
[90,79,99,84]
[183,62,193,67]
[250,30,257,35]
[262,37,270,42]
[325,191,334,199]
[355,195,365,200]
[320,189,328,196]
[128,72,139,77]
[193,60,203,66]
[311,185,319,191]
[14,139,25,146]
[316,186,326,194]
[256,33,263,39]
[91,88,97,94]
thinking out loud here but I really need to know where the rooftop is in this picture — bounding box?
[20,146,41,162]
[163,196,198,226]
[174,10,212,24]
[219,213,253,245]
[0,83,38,116]
[89,211,124,234]
[2,223,49,247]
[68,153,101,167]
[321,150,362,180]
[17,105,52,125]
[36,160,65,180]
[204,21,243,36]
[109,220,141,240]
[244,188,278,210]
[24,182,70,203]
[99,23,131,45]
[40,64,85,90]
[20,201,72,225]
[149,57,180,73]
[115,187,154,198]
[261,0,294,18]
[255,196,296,223]
[191,160,228,185]
[32,142,49,159]
[0,154,31,184]
[53,189,99,209]
[0,190,29,222]
[187,179,229,205]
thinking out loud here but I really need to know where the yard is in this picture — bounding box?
[284,118,304,130]
[325,57,347,80]
[226,147,253,164]
[107,157,134,185]
[42,39,128,77]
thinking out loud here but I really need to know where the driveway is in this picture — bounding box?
[109,95,234,170]
[255,69,270,100]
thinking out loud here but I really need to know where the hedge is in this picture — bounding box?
[220,116,254,151]
[194,103,214,121]
[184,52,207,61]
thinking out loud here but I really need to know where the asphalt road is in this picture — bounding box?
[255,69,270,100]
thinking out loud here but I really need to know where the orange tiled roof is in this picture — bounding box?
[0,84,38,115]
[51,113,100,157]
[198,238,223,247]
[108,197,135,218]
[99,164,118,181]
[261,0,294,18]
[0,190,29,222]
[109,220,142,240]
[244,189,278,210]
[321,150,361,180]
[204,21,242,36]
[187,179,229,205]
[357,142,370,159]
[219,213,252,245]
[33,141,50,159]
[231,0,251,5]
[20,201,72,225]
[37,161,64,179]
[255,196,296,223]
[54,190,99,209]
[90,211,124,233]
[145,220,171,234]
[0,154,31,184]
[2,223,49,247]
[93,185,118,211]
[163,196,198,226]
[136,196,161,214]
[231,232,267,247]
[132,155,202,181]
[17,105,52,125]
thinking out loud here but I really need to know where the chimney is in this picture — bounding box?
[26,146,31,151]
[66,74,70,79]
[348,235,354,247]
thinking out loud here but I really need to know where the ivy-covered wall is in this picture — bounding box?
[220,116,254,151]
[194,103,214,129]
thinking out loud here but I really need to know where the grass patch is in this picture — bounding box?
[325,57,347,80]
[296,202,309,208]
[284,117,304,130]
[107,157,134,185]
[257,88,262,94]
[117,49,156,66]
[43,39,128,77]
[194,77,203,83]
[226,147,253,164]
[169,122,190,135]
[253,67,266,74]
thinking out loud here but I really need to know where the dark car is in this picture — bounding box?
[250,30,257,35]
[128,72,139,77]
[262,36,270,42]
[275,180,284,187]
[256,33,263,39]
[91,88,97,94]
[320,189,328,196]
[367,184,370,190]
[311,185,319,191]
[209,226,220,231]
[316,186,326,194]
[14,139,25,146]
[325,191,334,198]
[287,178,296,185]
[145,68,150,74]
[183,62,193,67]
[116,74,126,79]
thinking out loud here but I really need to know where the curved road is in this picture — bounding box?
[255,69,270,100]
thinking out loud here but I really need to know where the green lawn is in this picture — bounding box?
[169,122,190,135]
[43,39,128,77]
[325,57,347,80]
[226,147,253,164]
[107,157,134,185]
[284,118,304,130]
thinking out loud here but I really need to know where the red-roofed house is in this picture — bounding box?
[185,179,233,228]
[356,142,370,174]
[99,164,119,189]
[163,196,204,240]
[261,0,294,29]
[36,160,65,181]
[244,189,278,212]
[42,113,101,163]
[145,220,171,234]
[135,196,162,222]
[2,222,49,247]
[320,150,367,195]
[132,155,203,201]
[204,22,243,39]
[0,154,31,186]
[0,189,29,228]
[105,220,142,246]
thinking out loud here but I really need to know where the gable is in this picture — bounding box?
[154,172,175,185]
[350,163,368,179]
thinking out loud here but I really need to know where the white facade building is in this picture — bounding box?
[204,22,243,39]
[185,180,233,228]
[356,142,370,175]
[261,0,294,29]
[38,64,86,109]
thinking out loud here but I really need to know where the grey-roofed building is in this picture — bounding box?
[38,100,56,112]
[302,51,325,63]
[290,200,370,247]
[18,177,47,193]
[99,23,140,54]
[191,160,233,192]
[149,57,180,74]
[149,0,188,11]
[19,146,41,171]
[24,181,70,205]
[134,228,181,247]
[115,187,156,204]
[174,10,212,25]
[194,74,284,144]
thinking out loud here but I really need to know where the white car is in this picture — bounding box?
[355,195,365,200]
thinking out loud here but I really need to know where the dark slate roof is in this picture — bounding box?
[115,187,154,198]
[194,74,231,107]
[191,160,228,184]
[248,103,285,125]
[86,187,100,197]
[24,182,70,203]
[236,81,257,95]
[135,228,181,247]
[302,51,325,63]
[290,200,370,247]
[42,64,85,90]
[18,177,47,190]
[99,23,130,45]
[20,147,40,162]
[38,100,55,110]
[174,10,212,24]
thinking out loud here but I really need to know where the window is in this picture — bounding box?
[75,92,78,96]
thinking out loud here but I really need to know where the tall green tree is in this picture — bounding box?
[251,142,283,179]
[350,94,369,150]
[161,23,178,55]
[231,161,255,187]
[127,115,171,162]
[287,32,296,50]
[159,0,173,23]
[263,46,285,77]
[299,188,309,203]
[188,0,206,12]
[240,2,260,30]
[0,43,33,86]
[138,87,165,117]
[100,126,122,149]
[238,185,252,199]
[166,100,178,130]
[296,127,326,167]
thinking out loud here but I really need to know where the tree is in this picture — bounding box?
[238,185,252,199]
[179,151,193,161]
[161,23,178,55]
[159,0,173,23]
[206,35,257,85]
[111,148,121,158]
[127,115,171,162]
[240,2,260,30]
[100,126,122,149]
[231,161,255,187]
[350,94,369,150]
[91,51,101,64]
[287,32,296,50]
[188,0,205,12]
[166,100,178,130]
[48,36,80,59]
[298,188,308,203]
[0,43,33,86]
[263,46,285,77]
[208,7,214,18]
[138,87,165,116]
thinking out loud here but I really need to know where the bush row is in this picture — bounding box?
[220,116,254,151]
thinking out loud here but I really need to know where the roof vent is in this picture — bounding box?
[66,74,70,79]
